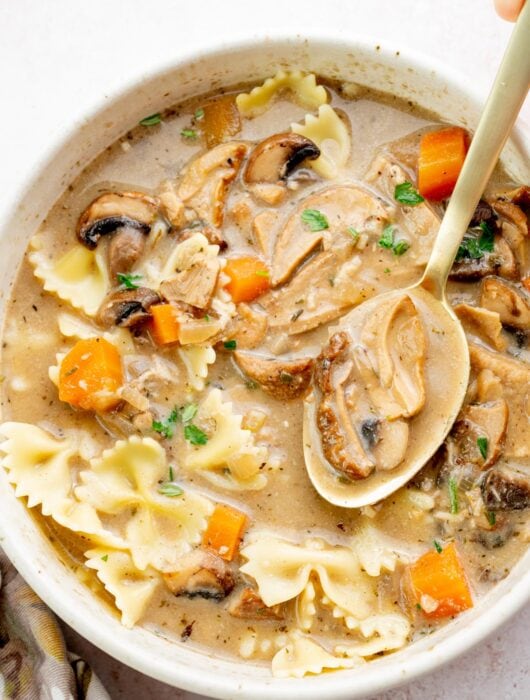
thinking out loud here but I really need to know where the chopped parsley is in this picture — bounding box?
[152,407,179,439]
[393,240,410,256]
[378,224,395,249]
[117,272,142,290]
[477,436,489,460]
[255,269,270,278]
[456,221,495,261]
[378,224,410,256]
[179,403,198,424]
[347,226,360,241]
[223,339,237,350]
[245,379,259,390]
[194,107,205,121]
[152,403,198,438]
[433,540,443,554]
[158,482,184,497]
[139,113,162,127]
[101,554,109,562]
[448,476,459,514]
[169,465,174,481]
[486,510,497,526]
[184,424,208,445]
[394,181,425,206]
[181,128,198,140]
[301,208,329,232]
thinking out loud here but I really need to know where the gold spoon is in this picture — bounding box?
[304,3,530,508]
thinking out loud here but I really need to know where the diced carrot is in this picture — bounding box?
[58,337,123,412]
[406,542,473,619]
[202,504,248,561]
[201,95,241,148]
[522,277,530,293]
[418,127,468,200]
[148,303,180,345]
[224,257,271,303]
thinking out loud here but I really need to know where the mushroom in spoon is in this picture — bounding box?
[303,3,530,508]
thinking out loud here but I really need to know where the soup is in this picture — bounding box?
[1,72,529,679]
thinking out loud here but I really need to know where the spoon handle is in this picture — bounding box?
[421,1,530,298]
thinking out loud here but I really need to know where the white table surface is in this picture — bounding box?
[1,0,529,697]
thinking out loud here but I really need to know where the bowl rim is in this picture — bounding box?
[1,31,529,700]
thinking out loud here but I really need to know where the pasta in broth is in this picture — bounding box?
[1,71,530,678]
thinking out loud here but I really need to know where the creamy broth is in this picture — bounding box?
[1,74,530,677]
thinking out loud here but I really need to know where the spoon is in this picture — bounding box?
[304,3,530,508]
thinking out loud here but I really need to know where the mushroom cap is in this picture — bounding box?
[97,287,161,327]
[77,191,158,248]
[244,133,320,185]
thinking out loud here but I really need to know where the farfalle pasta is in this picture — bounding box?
[29,238,109,316]
[236,70,328,117]
[2,68,527,680]
[291,104,351,178]
[76,437,213,571]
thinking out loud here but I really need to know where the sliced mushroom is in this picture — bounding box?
[271,185,389,286]
[360,295,426,418]
[454,302,507,351]
[162,548,235,600]
[480,276,530,330]
[469,199,499,229]
[160,257,220,310]
[224,303,268,350]
[450,400,509,470]
[244,133,320,185]
[177,142,248,230]
[108,226,147,278]
[228,587,283,620]
[314,332,375,480]
[77,191,158,249]
[97,287,160,327]
[261,250,365,336]
[481,465,530,511]
[491,199,528,269]
[450,235,518,281]
[234,351,313,399]
[365,153,440,265]
[469,343,530,460]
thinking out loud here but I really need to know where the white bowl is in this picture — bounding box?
[1,36,529,700]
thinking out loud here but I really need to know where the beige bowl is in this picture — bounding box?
[0,36,529,700]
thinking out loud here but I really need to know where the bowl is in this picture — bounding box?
[1,35,529,700]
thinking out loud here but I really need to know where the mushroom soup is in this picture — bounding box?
[1,72,530,678]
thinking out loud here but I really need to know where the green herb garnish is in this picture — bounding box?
[378,224,395,249]
[394,181,425,206]
[456,221,494,261]
[184,424,208,445]
[378,224,410,256]
[169,465,174,481]
[158,482,184,497]
[477,436,489,460]
[279,371,294,384]
[245,379,259,390]
[153,403,198,438]
[139,113,162,127]
[255,269,270,278]
[223,339,237,350]
[347,226,360,241]
[194,108,205,121]
[301,209,329,232]
[117,272,142,290]
[415,603,422,611]
[152,407,179,439]
[433,540,443,554]
[181,128,198,140]
[101,554,109,562]
[448,476,459,514]
[486,510,497,526]
[393,240,410,256]
[180,403,198,424]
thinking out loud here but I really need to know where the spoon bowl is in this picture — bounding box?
[303,285,469,508]
[303,0,530,507]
